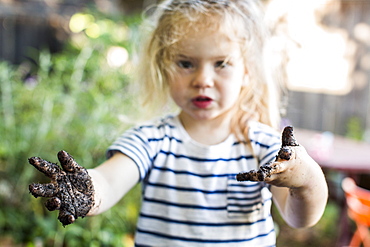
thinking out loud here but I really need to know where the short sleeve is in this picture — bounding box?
[248,122,281,167]
[107,127,155,181]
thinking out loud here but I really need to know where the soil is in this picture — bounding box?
[236,126,300,182]
[29,150,94,226]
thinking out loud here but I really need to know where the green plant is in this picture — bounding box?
[0,9,141,246]
[346,116,364,141]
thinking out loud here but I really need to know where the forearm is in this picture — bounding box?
[87,153,140,215]
[286,180,328,228]
[86,169,119,215]
[272,166,328,228]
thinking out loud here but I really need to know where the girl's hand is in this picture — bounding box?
[29,150,94,226]
[237,126,318,189]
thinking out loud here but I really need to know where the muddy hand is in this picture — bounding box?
[236,126,299,182]
[29,151,94,226]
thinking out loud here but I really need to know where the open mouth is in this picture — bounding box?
[192,96,213,108]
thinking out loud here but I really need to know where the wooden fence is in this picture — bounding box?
[0,1,94,64]
[282,0,370,139]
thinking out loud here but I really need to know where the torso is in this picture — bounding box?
[108,115,281,246]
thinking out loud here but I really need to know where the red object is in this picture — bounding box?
[342,177,370,247]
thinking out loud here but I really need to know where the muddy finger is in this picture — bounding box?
[58,210,75,226]
[29,157,62,178]
[45,197,61,211]
[236,162,284,182]
[281,126,299,147]
[277,146,293,160]
[29,182,58,198]
[236,170,260,182]
[58,150,83,173]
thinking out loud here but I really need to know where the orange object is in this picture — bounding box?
[342,177,370,247]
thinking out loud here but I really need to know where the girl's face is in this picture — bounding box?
[168,29,247,123]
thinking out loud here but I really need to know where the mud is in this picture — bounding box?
[236,126,300,182]
[29,150,94,226]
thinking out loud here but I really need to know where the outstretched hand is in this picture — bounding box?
[29,150,94,226]
[237,126,316,188]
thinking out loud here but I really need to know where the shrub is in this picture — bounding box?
[0,9,141,246]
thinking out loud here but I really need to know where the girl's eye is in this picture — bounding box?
[177,60,193,69]
[215,60,228,68]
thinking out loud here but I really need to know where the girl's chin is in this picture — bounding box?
[180,110,224,122]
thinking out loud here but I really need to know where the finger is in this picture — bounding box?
[58,150,83,172]
[277,146,292,160]
[261,162,287,182]
[281,126,299,147]
[265,161,286,174]
[58,211,75,226]
[57,191,76,226]
[45,197,61,211]
[237,165,274,182]
[28,157,61,178]
[236,162,285,182]
[29,183,58,198]
[236,170,260,182]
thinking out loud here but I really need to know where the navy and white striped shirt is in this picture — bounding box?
[107,115,281,246]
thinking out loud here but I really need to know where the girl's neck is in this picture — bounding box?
[178,111,233,145]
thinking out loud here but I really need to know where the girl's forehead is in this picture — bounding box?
[158,9,247,60]
[174,30,243,58]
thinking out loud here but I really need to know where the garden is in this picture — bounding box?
[0,9,143,246]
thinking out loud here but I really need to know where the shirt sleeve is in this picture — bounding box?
[106,127,155,181]
[248,122,281,167]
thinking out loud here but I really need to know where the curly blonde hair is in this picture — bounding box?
[135,0,281,137]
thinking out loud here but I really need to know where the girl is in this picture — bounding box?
[29,0,328,246]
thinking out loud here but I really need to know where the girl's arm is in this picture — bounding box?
[237,127,328,228]
[87,152,140,215]
[269,147,328,228]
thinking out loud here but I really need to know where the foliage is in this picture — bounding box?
[0,9,141,246]
[346,116,364,141]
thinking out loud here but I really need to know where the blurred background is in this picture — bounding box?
[0,0,369,246]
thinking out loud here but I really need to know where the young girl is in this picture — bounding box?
[29,0,328,246]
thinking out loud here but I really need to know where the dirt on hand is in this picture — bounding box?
[236,126,299,182]
[29,150,94,226]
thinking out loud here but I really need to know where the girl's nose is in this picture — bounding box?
[191,66,214,88]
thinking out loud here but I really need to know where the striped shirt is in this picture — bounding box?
[107,115,281,247]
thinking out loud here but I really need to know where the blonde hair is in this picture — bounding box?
[135,0,281,138]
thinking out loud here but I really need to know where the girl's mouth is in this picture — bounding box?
[192,96,213,109]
